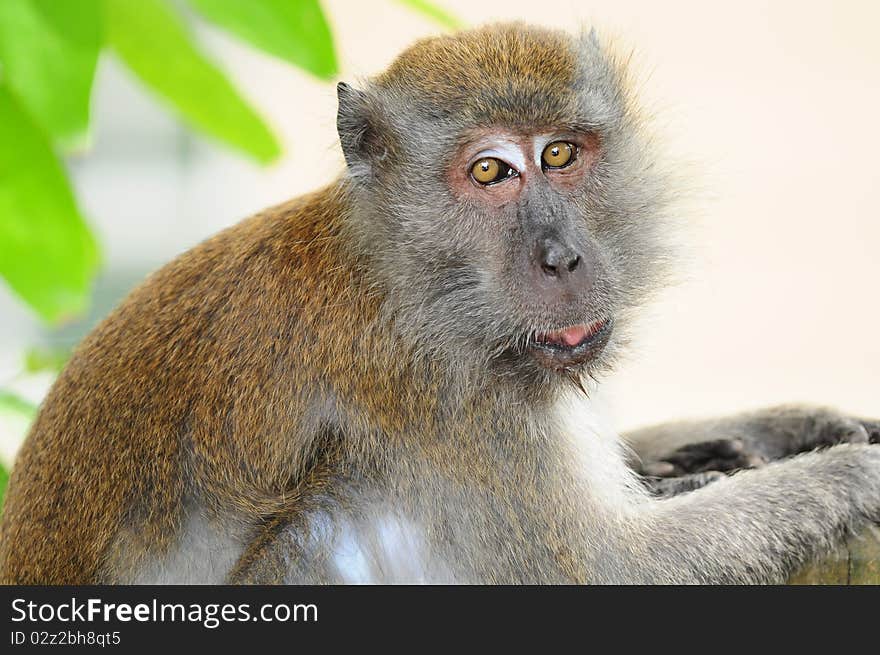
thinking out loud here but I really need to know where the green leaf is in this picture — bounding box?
[0,86,100,323]
[394,0,462,30]
[0,391,37,423]
[0,0,101,150]
[24,346,71,375]
[188,0,337,80]
[103,0,281,164]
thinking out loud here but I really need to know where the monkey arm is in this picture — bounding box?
[623,405,880,479]
[630,443,880,583]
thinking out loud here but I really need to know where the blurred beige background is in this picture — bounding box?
[0,0,878,463]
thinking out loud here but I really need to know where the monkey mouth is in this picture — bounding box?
[528,318,612,370]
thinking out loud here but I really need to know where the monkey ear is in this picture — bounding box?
[336,82,385,179]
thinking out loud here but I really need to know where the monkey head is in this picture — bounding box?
[337,23,672,389]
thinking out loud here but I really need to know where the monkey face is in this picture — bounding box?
[443,127,615,373]
[337,24,673,387]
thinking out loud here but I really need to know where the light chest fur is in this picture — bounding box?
[127,391,643,584]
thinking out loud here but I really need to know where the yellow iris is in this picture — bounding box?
[471,158,501,184]
[542,141,574,168]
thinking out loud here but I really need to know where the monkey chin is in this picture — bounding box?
[527,318,613,373]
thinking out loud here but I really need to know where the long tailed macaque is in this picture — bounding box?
[1,23,878,584]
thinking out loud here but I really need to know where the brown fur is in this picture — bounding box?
[0,180,445,583]
[377,24,579,126]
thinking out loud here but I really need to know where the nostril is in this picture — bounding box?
[536,239,581,279]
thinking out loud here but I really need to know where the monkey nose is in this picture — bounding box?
[537,238,582,279]
[530,235,596,300]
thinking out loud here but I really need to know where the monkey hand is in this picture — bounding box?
[638,406,880,481]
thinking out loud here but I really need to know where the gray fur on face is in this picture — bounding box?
[336,29,674,392]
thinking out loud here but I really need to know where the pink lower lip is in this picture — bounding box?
[535,320,605,348]
[558,325,589,346]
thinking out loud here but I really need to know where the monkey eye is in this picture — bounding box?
[541,141,576,169]
[470,157,516,185]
